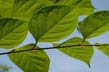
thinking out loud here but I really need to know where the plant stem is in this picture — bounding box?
[0,44,108,55]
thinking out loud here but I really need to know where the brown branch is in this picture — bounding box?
[0,44,108,55]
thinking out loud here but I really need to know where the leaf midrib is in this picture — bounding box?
[38,7,72,41]
[0,21,24,40]
[85,21,109,39]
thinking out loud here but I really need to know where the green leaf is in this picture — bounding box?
[8,44,50,72]
[0,0,53,21]
[0,0,13,17]
[78,11,109,39]
[53,37,93,66]
[0,18,28,49]
[56,0,94,15]
[96,43,109,56]
[11,0,53,21]
[45,0,54,5]
[29,5,78,42]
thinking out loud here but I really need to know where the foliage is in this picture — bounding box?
[0,0,109,72]
[53,37,93,67]
[8,44,49,72]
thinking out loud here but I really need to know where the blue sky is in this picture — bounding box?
[0,0,109,72]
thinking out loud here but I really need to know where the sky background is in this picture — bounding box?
[0,0,109,72]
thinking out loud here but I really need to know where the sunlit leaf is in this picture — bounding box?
[96,43,109,56]
[29,5,78,42]
[53,37,93,66]
[0,0,13,17]
[0,18,28,49]
[56,0,94,15]
[78,11,109,39]
[8,44,50,72]
[0,0,53,21]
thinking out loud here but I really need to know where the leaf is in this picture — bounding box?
[51,0,59,3]
[8,44,50,72]
[29,5,78,42]
[0,0,13,17]
[29,0,94,43]
[78,11,109,39]
[53,37,93,66]
[11,0,53,21]
[0,0,53,21]
[0,18,28,49]
[45,0,54,5]
[56,0,94,15]
[96,43,109,56]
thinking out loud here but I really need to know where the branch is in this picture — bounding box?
[0,44,108,55]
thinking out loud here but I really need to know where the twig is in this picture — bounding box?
[0,44,108,55]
